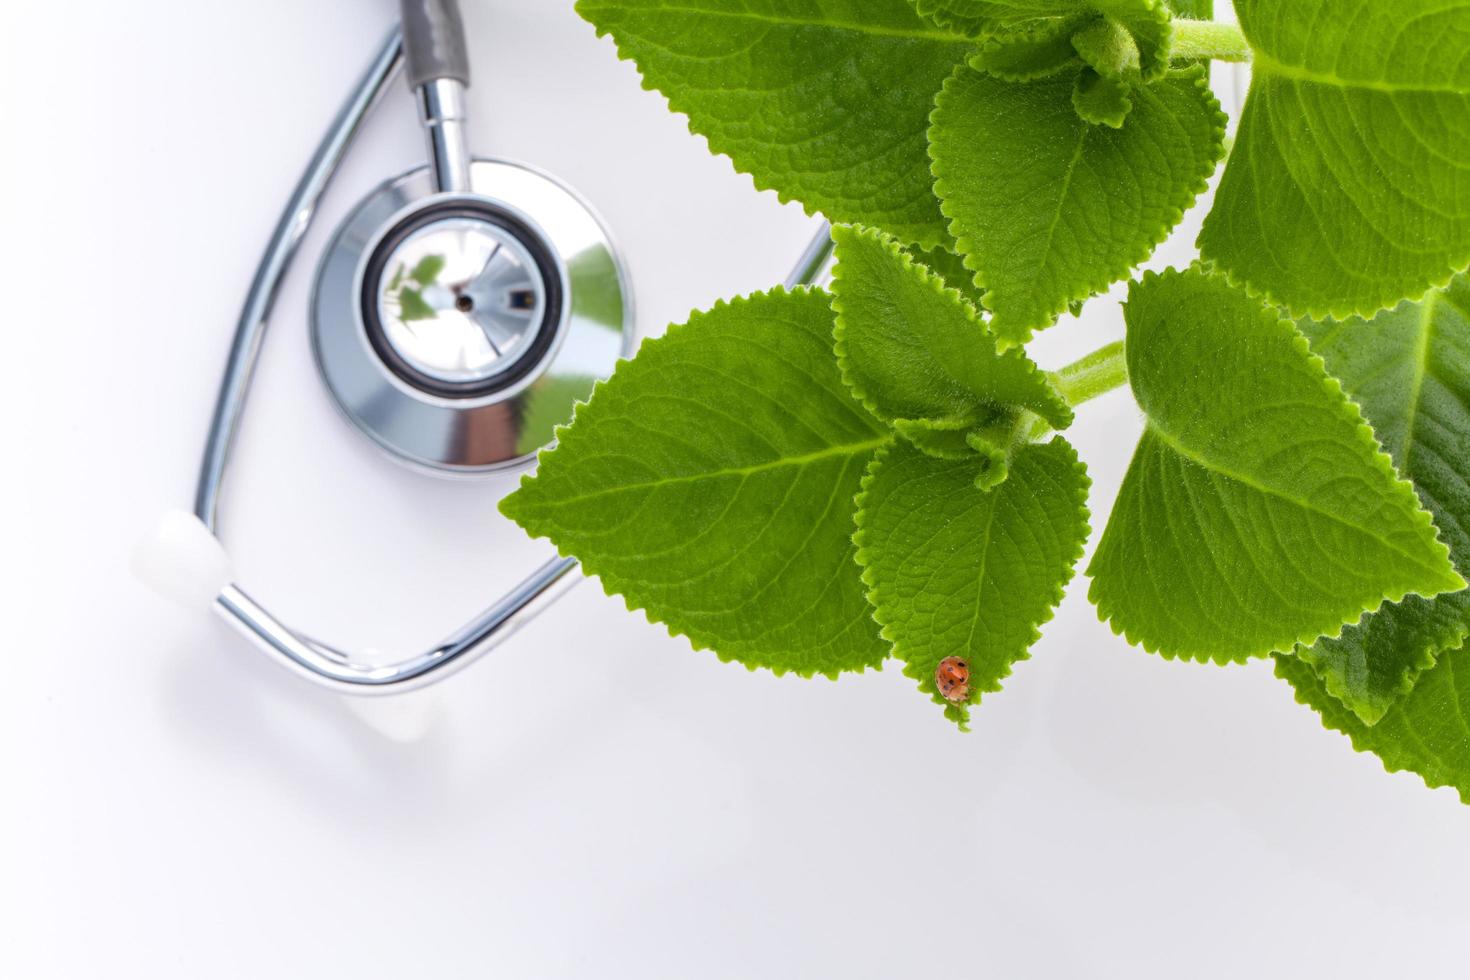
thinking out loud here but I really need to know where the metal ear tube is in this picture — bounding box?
[140,2,836,696]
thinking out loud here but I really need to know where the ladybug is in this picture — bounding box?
[935,656,970,703]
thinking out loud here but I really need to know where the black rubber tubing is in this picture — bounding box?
[399,0,471,88]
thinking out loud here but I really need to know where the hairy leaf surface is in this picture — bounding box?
[829,224,1073,430]
[855,438,1090,727]
[904,240,987,311]
[916,0,1171,79]
[1276,651,1470,805]
[1199,0,1470,320]
[1167,0,1208,17]
[915,0,1083,35]
[1071,17,1140,80]
[930,64,1223,344]
[576,0,970,246]
[1088,269,1463,664]
[1072,69,1134,127]
[969,16,1086,81]
[501,288,891,676]
[892,416,982,460]
[1295,281,1470,723]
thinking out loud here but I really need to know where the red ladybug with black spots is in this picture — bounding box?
[935,656,970,703]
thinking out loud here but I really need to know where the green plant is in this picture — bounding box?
[503,0,1470,800]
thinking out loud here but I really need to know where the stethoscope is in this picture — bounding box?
[135,0,833,701]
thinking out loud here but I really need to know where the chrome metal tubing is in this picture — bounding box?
[210,225,833,694]
[216,555,581,694]
[195,19,837,693]
[783,221,835,289]
[417,78,473,193]
[194,27,405,531]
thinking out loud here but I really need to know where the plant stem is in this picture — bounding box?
[1023,341,1129,442]
[1050,340,1128,408]
[1170,20,1252,63]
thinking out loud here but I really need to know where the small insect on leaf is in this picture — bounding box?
[935,656,971,703]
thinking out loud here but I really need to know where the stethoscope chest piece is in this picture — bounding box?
[139,9,831,704]
[312,159,631,475]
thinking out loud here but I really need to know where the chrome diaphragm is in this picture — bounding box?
[311,159,631,475]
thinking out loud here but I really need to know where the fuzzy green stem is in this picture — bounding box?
[1170,20,1252,63]
[1050,340,1129,408]
[1023,341,1130,442]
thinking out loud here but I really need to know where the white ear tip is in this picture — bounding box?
[342,685,443,743]
[132,510,234,610]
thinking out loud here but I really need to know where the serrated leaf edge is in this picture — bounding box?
[1119,0,1175,83]
[914,0,1174,70]
[1273,652,1470,805]
[829,222,1075,430]
[1296,613,1464,727]
[1198,50,1470,322]
[500,284,892,682]
[1087,267,1465,665]
[1202,246,1470,326]
[1072,68,1135,128]
[575,1,960,249]
[929,62,1227,346]
[965,15,1089,81]
[1298,289,1470,723]
[911,0,994,37]
[851,437,1093,728]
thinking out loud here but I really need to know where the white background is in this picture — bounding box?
[3,1,1468,977]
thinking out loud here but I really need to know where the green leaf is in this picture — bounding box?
[914,0,1081,35]
[409,253,446,286]
[1088,268,1464,664]
[892,416,982,460]
[969,17,1086,81]
[1098,0,1169,81]
[1071,69,1133,128]
[891,417,1024,490]
[1294,280,1470,723]
[829,223,1073,430]
[1275,650,1470,805]
[1070,16,1138,79]
[1198,0,1470,320]
[515,373,598,456]
[1165,0,1208,18]
[1065,11,1164,128]
[930,64,1224,344]
[963,416,1030,490]
[500,287,891,677]
[916,0,1171,79]
[855,437,1090,727]
[397,287,437,322]
[1297,606,1466,729]
[903,240,986,311]
[575,0,970,247]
